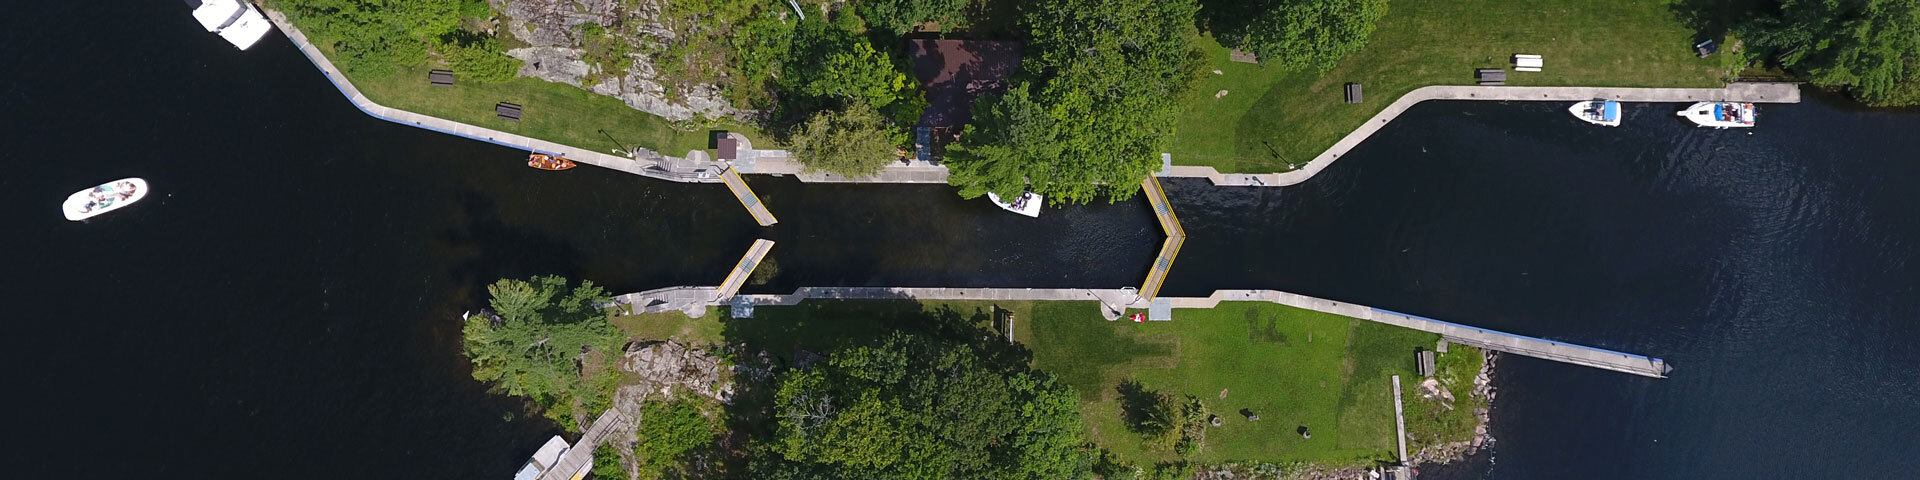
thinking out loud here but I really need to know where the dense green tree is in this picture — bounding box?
[634,397,718,480]
[944,0,1203,204]
[728,12,797,108]
[783,19,922,113]
[1737,0,1920,105]
[590,444,625,480]
[462,276,621,430]
[443,34,525,83]
[944,87,1058,200]
[858,0,970,34]
[1206,0,1390,72]
[754,332,1095,479]
[790,103,901,178]
[279,0,519,80]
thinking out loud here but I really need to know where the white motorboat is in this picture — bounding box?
[988,191,1042,217]
[1677,101,1756,128]
[513,435,590,480]
[1568,99,1621,127]
[63,178,148,221]
[191,0,275,50]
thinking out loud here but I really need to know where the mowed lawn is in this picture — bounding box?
[308,44,766,158]
[1024,301,1444,466]
[1171,0,1727,173]
[615,299,1482,466]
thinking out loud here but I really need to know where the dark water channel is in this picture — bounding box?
[6,2,1919,479]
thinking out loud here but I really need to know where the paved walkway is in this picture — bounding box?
[1168,83,1803,187]
[274,9,1798,191]
[264,10,724,184]
[613,286,1670,378]
[1392,375,1409,463]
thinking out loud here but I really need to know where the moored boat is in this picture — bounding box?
[190,0,274,50]
[1568,99,1621,127]
[513,435,590,480]
[1677,101,1756,128]
[63,178,149,221]
[988,191,1042,217]
[527,153,577,171]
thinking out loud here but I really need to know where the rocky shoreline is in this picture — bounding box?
[1190,350,1500,480]
[1408,350,1499,468]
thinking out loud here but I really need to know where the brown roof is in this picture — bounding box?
[908,39,1022,127]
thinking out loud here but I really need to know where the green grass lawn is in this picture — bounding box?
[1025,301,1474,466]
[1171,0,1729,173]
[308,46,767,157]
[613,299,1483,467]
[613,309,727,346]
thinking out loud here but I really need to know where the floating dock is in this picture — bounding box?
[714,239,776,301]
[721,168,778,226]
[1138,176,1185,300]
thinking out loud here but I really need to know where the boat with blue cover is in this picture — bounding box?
[1568,99,1622,127]
[1678,101,1756,128]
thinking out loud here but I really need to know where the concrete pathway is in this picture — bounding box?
[1392,375,1409,463]
[273,9,1800,191]
[264,11,725,184]
[614,286,1671,378]
[1169,83,1803,187]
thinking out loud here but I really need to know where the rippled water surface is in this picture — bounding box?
[1164,98,1920,478]
[6,2,1919,479]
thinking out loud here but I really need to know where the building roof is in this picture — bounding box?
[908,40,1023,128]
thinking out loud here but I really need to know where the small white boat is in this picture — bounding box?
[63,178,149,221]
[1678,101,1756,128]
[988,191,1042,217]
[1568,99,1621,127]
[191,0,275,50]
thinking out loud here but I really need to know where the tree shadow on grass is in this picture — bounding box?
[1670,0,1769,44]
[706,298,1037,478]
[1117,378,1172,437]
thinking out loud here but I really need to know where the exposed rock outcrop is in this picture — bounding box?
[618,340,732,402]
[496,0,749,122]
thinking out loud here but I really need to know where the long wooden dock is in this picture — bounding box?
[721,168,778,226]
[1138,176,1186,300]
[616,285,1671,378]
[714,239,776,300]
[536,409,630,480]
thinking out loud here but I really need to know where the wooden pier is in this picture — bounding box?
[714,239,776,301]
[535,409,630,480]
[721,168,778,226]
[1138,176,1186,300]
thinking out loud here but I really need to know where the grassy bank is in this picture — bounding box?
[1028,302,1468,466]
[1171,0,1728,173]
[619,299,1484,468]
[295,41,767,157]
